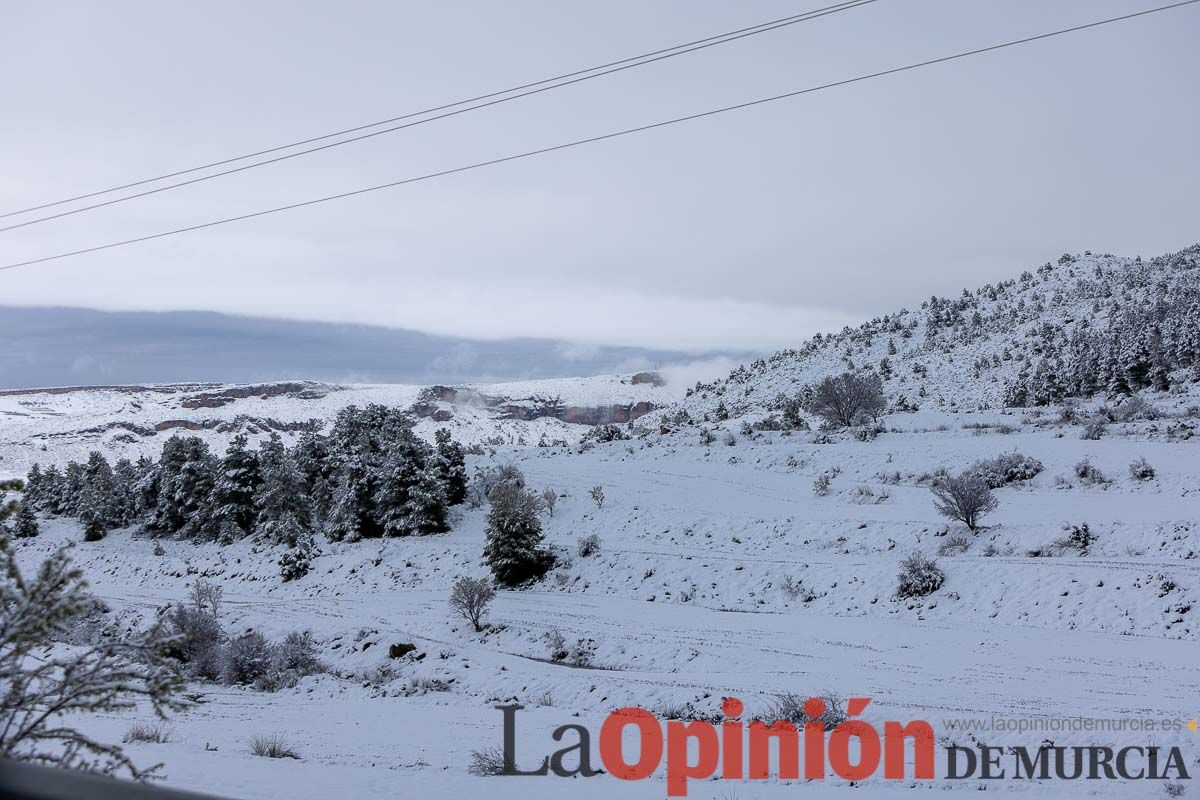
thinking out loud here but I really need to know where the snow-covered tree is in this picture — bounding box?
[212,434,261,536]
[0,533,189,779]
[11,504,38,539]
[482,483,551,586]
[253,433,311,547]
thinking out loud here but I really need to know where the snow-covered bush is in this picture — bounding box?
[812,474,832,496]
[167,605,223,670]
[1128,457,1156,481]
[278,536,318,582]
[1073,457,1109,485]
[588,485,605,509]
[930,474,998,531]
[1049,523,1097,555]
[576,534,602,558]
[896,553,945,598]
[969,451,1043,488]
[581,424,628,444]
[1080,415,1107,440]
[223,632,274,686]
[448,576,496,632]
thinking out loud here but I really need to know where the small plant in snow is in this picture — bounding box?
[1128,457,1156,482]
[546,629,568,662]
[780,575,816,602]
[1050,523,1097,555]
[588,485,605,509]
[722,430,737,446]
[568,638,597,667]
[761,691,847,730]
[123,722,171,744]
[937,535,971,556]
[969,452,1043,488]
[576,534,602,558]
[896,553,945,598]
[1073,457,1108,485]
[250,733,300,759]
[812,474,832,497]
[468,746,508,775]
[449,576,496,632]
[539,488,558,517]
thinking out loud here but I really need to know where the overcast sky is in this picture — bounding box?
[1,0,1196,352]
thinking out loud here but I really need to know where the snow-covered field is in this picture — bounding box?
[8,382,1199,798]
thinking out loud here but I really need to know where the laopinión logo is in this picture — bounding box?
[490,697,1192,796]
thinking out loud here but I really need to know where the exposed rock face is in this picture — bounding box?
[411,385,655,426]
[0,383,216,397]
[179,382,334,409]
[630,371,665,386]
[154,416,319,434]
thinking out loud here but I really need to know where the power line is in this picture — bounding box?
[0,0,877,228]
[3,0,1195,274]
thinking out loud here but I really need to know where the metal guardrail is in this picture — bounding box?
[0,761,233,800]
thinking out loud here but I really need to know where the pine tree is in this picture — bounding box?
[148,436,218,539]
[39,465,65,515]
[212,434,261,536]
[253,433,311,547]
[110,459,140,527]
[24,464,43,511]
[12,503,38,539]
[482,483,551,587]
[62,461,86,517]
[434,429,467,506]
[78,452,116,539]
[324,457,375,542]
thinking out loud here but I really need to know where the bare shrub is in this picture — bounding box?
[762,691,847,730]
[449,576,496,632]
[188,579,223,617]
[850,485,888,504]
[807,372,886,428]
[896,553,945,598]
[937,535,971,556]
[576,534,602,558]
[123,722,171,744]
[931,474,998,531]
[780,575,815,602]
[250,733,300,759]
[468,746,507,775]
[588,485,605,509]
[540,488,558,517]
[1128,457,1156,482]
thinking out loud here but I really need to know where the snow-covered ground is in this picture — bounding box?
[9,383,1199,798]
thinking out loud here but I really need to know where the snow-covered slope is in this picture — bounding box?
[667,245,1200,422]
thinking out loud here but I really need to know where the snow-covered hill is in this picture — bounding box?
[668,244,1200,423]
[0,373,674,479]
